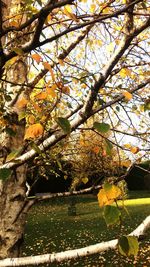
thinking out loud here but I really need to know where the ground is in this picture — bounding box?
[23,192,150,266]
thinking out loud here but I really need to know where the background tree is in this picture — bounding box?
[67,129,118,189]
[0,0,150,264]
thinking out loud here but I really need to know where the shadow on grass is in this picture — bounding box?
[23,193,150,267]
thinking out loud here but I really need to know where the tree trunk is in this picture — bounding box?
[0,122,28,258]
[0,0,29,259]
[0,165,27,259]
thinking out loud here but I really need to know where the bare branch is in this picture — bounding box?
[0,0,74,38]
[3,0,143,63]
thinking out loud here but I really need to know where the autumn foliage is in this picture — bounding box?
[0,0,150,263]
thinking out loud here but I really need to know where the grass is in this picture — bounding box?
[22,191,150,266]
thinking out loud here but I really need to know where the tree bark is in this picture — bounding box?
[0,120,27,258]
[0,165,27,258]
[0,0,28,258]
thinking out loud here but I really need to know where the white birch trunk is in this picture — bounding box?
[0,0,29,258]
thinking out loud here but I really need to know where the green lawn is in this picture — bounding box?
[23,192,150,266]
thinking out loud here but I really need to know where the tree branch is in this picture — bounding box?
[3,0,143,62]
[0,0,74,38]
[92,78,150,115]
[0,77,149,170]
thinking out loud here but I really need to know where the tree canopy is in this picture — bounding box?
[0,0,150,265]
[0,0,150,170]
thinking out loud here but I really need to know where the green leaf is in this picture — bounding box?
[0,168,11,180]
[118,236,139,256]
[127,236,139,256]
[41,31,46,39]
[31,142,42,154]
[116,106,120,112]
[67,102,72,109]
[93,122,110,133]
[118,236,129,256]
[57,117,71,134]
[56,159,62,170]
[12,48,24,55]
[103,182,112,192]
[141,2,147,9]
[104,205,121,226]
[4,95,12,101]
[105,140,113,155]
[5,127,16,136]
[144,102,150,111]
[6,149,21,162]
[98,98,105,105]
[18,111,26,121]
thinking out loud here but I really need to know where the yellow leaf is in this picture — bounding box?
[96,39,103,46]
[102,7,112,14]
[16,97,28,109]
[63,6,78,21]
[42,62,55,81]
[82,177,89,184]
[46,86,57,98]
[62,86,70,94]
[24,123,44,140]
[106,42,115,53]
[9,20,18,27]
[139,105,144,112]
[31,54,42,64]
[81,84,87,89]
[121,160,131,168]
[12,48,24,55]
[90,4,96,12]
[32,102,42,112]
[56,82,63,89]
[45,14,52,24]
[92,146,100,154]
[35,92,47,100]
[5,56,19,68]
[97,189,114,207]
[102,150,107,157]
[0,118,8,126]
[106,185,121,200]
[41,115,47,122]
[79,139,85,146]
[124,143,131,149]
[64,4,72,13]
[98,184,122,207]
[58,58,65,66]
[122,91,133,101]
[28,115,35,124]
[130,146,139,154]
[119,68,131,78]
[115,39,120,45]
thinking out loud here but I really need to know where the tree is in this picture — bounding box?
[0,0,150,264]
[67,129,118,189]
